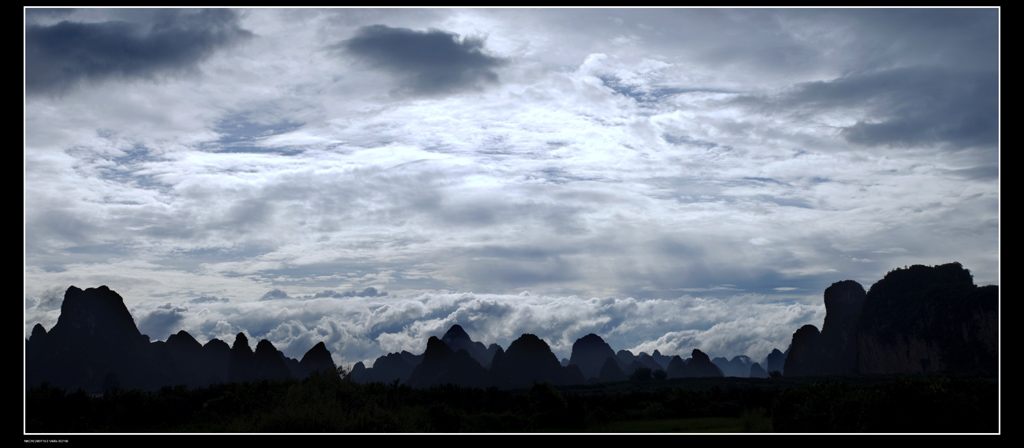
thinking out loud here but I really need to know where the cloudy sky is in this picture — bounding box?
[24,8,999,368]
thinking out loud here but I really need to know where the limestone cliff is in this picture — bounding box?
[855,263,997,375]
[784,262,997,377]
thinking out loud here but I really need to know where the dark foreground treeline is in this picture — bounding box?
[26,372,997,433]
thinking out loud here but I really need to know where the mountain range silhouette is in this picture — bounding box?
[783,262,998,377]
[26,286,338,393]
[25,262,997,394]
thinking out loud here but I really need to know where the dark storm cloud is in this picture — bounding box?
[24,8,76,22]
[189,295,230,304]
[735,66,997,150]
[663,134,718,149]
[25,8,253,95]
[259,289,290,301]
[335,24,507,95]
[717,8,998,151]
[944,164,999,181]
[840,8,998,71]
[466,245,578,261]
[355,287,389,298]
[462,256,582,291]
[136,303,188,339]
[220,198,274,231]
[310,287,389,299]
[832,68,996,150]
[256,288,390,302]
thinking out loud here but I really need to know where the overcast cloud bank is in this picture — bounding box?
[25,8,998,367]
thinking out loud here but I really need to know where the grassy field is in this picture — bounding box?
[25,374,994,433]
[595,415,773,433]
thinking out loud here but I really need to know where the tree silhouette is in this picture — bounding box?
[629,367,652,382]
